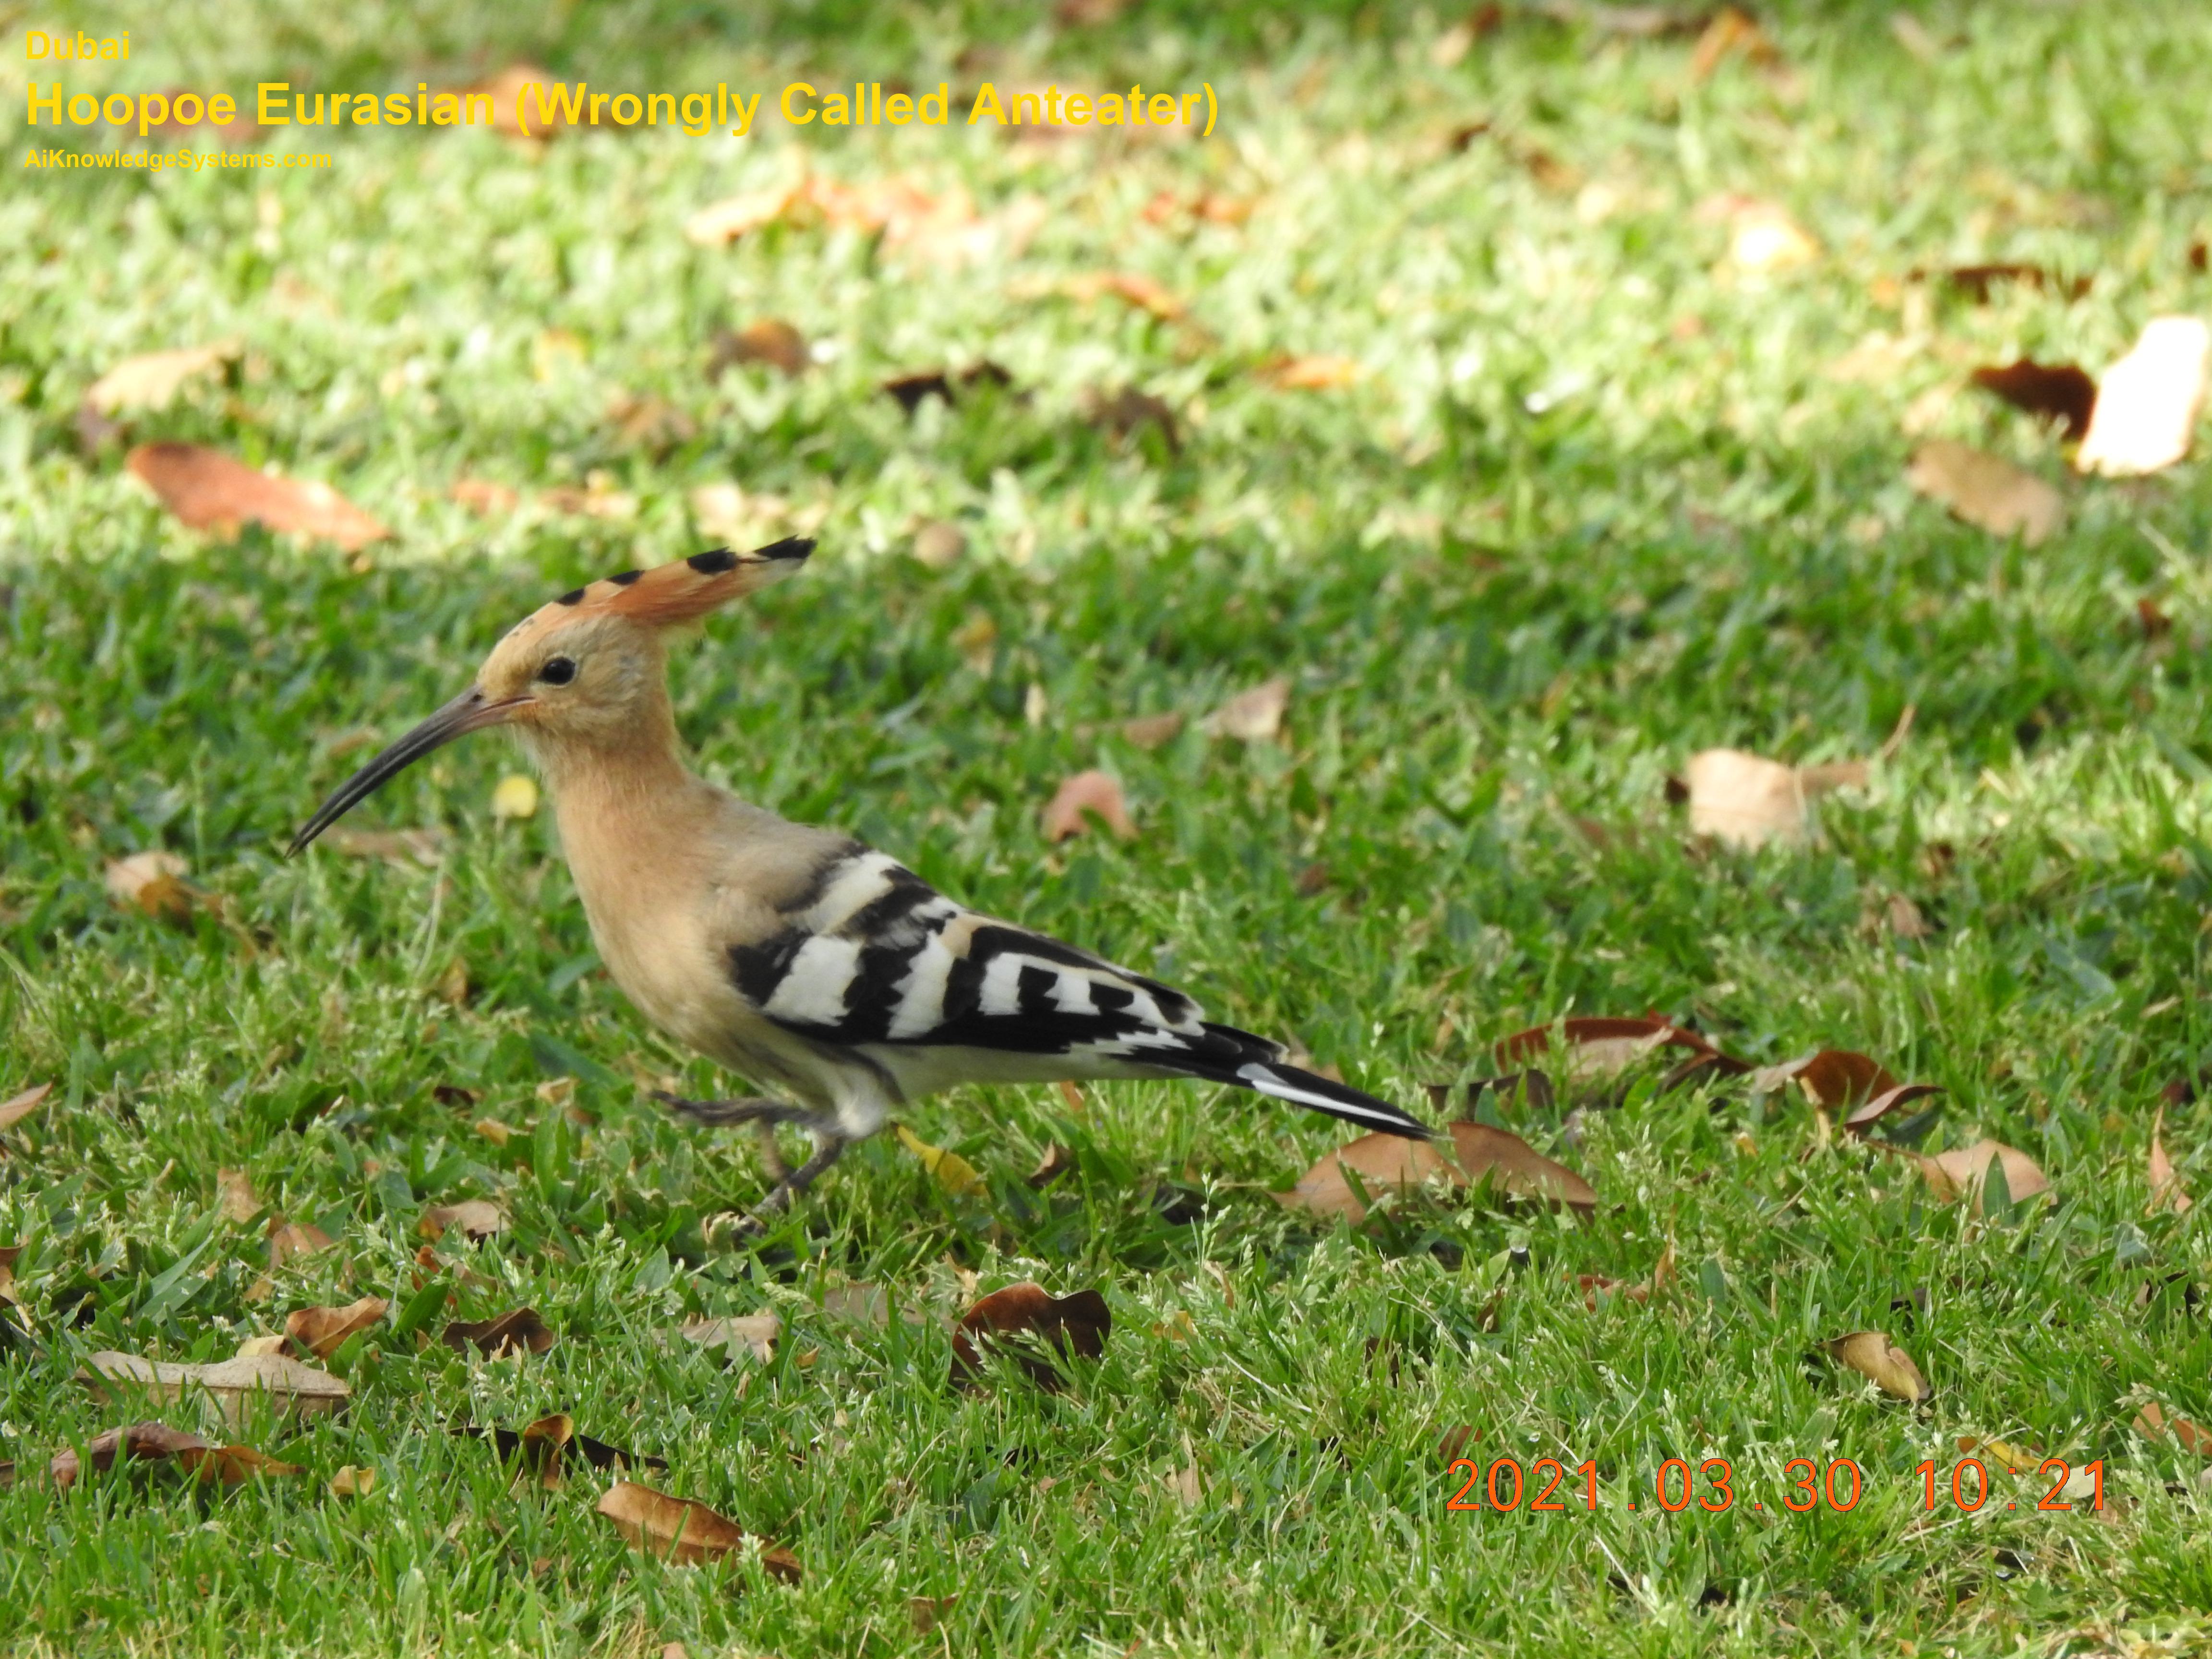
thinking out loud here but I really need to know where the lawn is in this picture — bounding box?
[5,1,2212,1653]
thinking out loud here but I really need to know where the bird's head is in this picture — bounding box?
[288,538,811,855]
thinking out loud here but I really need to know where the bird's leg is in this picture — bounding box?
[745,1133,850,1225]
[649,1090,805,1181]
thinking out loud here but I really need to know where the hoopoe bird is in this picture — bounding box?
[291,541,1431,1224]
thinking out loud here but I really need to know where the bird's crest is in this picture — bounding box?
[506,538,813,641]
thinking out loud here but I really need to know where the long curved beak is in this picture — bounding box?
[288,687,524,856]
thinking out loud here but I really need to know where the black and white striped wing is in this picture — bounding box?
[725,848,1431,1137]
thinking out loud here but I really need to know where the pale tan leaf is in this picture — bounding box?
[79,1351,351,1426]
[127,442,388,552]
[418,1201,506,1242]
[233,1335,289,1358]
[2076,316,2210,478]
[712,318,810,379]
[1202,677,1291,743]
[1906,440,2065,546]
[680,1312,780,1363]
[1041,770,1135,842]
[215,1168,260,1224]
[595,1480,802,1580]
[1274,1132,1461,1223]
[1259,355,1361,390]
[1120,711,1185,749]
[0,1082,52,1132]
[893,1124,985,1198]
[87,342,237,416]
[1683,749,1809,849]
[912,520,967,570]
[1822,1331,1932,1401]
[684,181,806,247]
[1915,1138,2049,1213]
[449,477,521,516]
[104,851,194,923]
[266,1217,335,1268]
[2151,1108,2193,1215]
[328,1464,376,1497]
[1727,207,1818,273]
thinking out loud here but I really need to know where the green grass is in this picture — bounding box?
[6,0,2212,1652]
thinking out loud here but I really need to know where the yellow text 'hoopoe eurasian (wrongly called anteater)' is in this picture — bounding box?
[290,541,1431,1226]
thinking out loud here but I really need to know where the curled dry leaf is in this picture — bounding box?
[2076,316,2210,478]
[461,1413,665,1488]
[284,1295,388,1359]
[2150,1108,2193,1215]
[86,342,237,416]
[1689,5,1778,78]
[491,774,540,821]
[1041,770,1136,842]
[79,1350,350,1427]
[1914,1138,2049,1213]
[443,1307,555,1358]
[1842,1082,1943,1134]
[893,1123,985,1198]
[1683,748,1866,850]
[418,1200,506,1242]
[48,1421,208,1489]
[1494,1015,1740,1082]
[1120,711,1185,749]
[216,1168,261,1223]
[105,851,195,924]
[0,1082,52,1132]
[1028,1143,1075,1187]
[1972,360,2098,441]
[328,1464,376,1497]
[1822,1331,1932,1402]
[952,1284,1111,1391]
[127,442,389,552]
[680,1312,780,1363]
[1203,677,1291,743]
[709,318,809,379]
[2136,1401,2212,1456]
[1906,440,2065,546]
[595,1481,802,1580]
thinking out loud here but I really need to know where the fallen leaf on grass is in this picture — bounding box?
[2150,1111,2193,1216]
[461,65,570,138]
[1082,386,1179,453]
[79,1350,350,1426]
[1750,1049,1892,1107]
[418,1201,505,1243]
[105,851,196,924]
[882,361,1016,414]
[952,1284,1111,1391]
[1274,1133,1463,1223]
[1722,205,1818,274]
[680,1313,780,1363]
[894,1124,985,1198]
[127,442,388,552]
[463,1413,665,1488]
[0,1082,51,1132]
[1202,677,1291,743]
[1689,6,1778,78]
[1914,1138,2049,1213]
[1120,711,1185,749]
[1451,1122,1598,1214]
[1822,1331,1932,1401]
[684,180,808,246]
[1258,355,1361,391]
[86,343,237,416]
[1028,1143,1075,1186]
[709,319,809,379]
[1041,770,1136,842]
[1972,360,2097,441]
[1955,1434,2041,1476]
[1912,263,2090,302]
[449,477,520,516]
[266,1215,335,1269]
[2076,316,2210,477]
[443,1307,555,1358]
[604,391,697,454]
[328,1464,376,1497]
[596,1481,802,1580]
[2136,1402,2212,1456]
[911,520,967,569]
[817,1281,923,1329]
[322,825,450,866]
[48,1421,301,1488]
[1494,1015,1736,1082]
[284,1295,387,1359]
[910,1597,960,1634]
[1683,747,1867,849]
[1058,270,1187,322]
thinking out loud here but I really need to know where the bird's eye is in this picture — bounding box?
[537,656,577,686]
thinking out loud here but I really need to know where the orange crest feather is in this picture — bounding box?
[519,538,813,635]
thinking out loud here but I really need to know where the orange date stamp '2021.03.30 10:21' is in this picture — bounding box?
[1445,1454,2108,1515]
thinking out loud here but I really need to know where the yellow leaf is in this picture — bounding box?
[491,774,539,821]
[894,1124,985,1198]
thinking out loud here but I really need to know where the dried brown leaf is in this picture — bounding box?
[1914,1138,2050,1213]
[1683,747,1865,849]
[711,319,809,379]
[1082,386,1179,452]
[443,1306,555,1358]
[283,1295,388,1359]
[909,1596,960,1634]
[87,342,237,416]
[595,1480,802,1580]
[266,1217,335,1268]
[2136,1401,2212,1456]
[104,851,195,924]
[1971,359,2098,441]
[912,520,967,570]
[449,477,520,516]
[679,1313,780,1363]
[1259,355,1362,390]
[1689,6,1778,79]
[49,1421,210,1489]
[1028,1143,1075,1186]
[461,65,569,138]
[1822,1331,1932,1401]
[1120,711,1185,749]
[128,442,388,552]
[418,1200,506,1243]
[952,1284,1111,1391]
[214,1169,262,1224]
[684,180,807,246]
[2150,1108,2193,1215]
[0,1082,51,1132]
[1450,1121,1598,1214]
[1906,439,2065,545]
[1203,677,1291,743]
[1842,1082,1944,1134]
[78,1351,350,1426]
[328,1464,377,1497]
[1041,770,1136,842]
[1274,1132,1463,1223]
